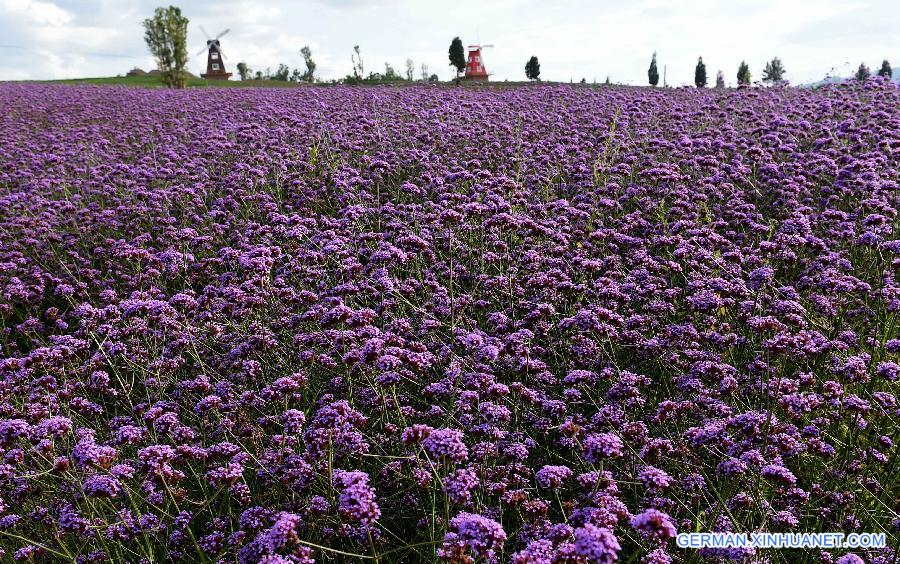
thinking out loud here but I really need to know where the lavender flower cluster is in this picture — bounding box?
[0,80,898,562]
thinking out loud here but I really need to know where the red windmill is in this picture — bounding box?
[196,25,232,80]
[465,44,493,80]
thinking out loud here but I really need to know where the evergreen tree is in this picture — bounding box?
[694,57,707,87]
[877,60,892,78]
[448,37,466,83]
[142,6,189,89]
[715,70,725,88]
[648,52,659,86]
[855,62,870,81]
[762,57,785,85]
[737,61,751,86]
[525,56,541,81]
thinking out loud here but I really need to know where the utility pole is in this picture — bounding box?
[663,65,667,87]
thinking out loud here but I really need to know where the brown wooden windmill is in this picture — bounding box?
[196,26,232,80]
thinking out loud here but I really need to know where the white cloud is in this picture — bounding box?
[0,0,897,83]
[0,0,71,26]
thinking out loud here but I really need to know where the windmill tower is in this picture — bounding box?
[465,44,493,80]
[197,26,232,80]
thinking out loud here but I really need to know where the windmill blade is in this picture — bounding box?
[219,49,228,61]
[195,45,209,57]
[216,28,230,40]
[481,44,494,48]
[199,25,211,40]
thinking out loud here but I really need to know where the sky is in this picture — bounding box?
[1,0,898,85]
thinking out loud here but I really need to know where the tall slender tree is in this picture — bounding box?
[715,70,725,88]
[762,57,785,85]
[855,63,870,81]
[737,61,751,86]
[142,6,189,89]
[300,46,316,82]
[648,52,659,86]
[525,56,541,81]
[449,37,466,83]
[352,45,364,80]
[694,57,707,87]
[877,60,891,78]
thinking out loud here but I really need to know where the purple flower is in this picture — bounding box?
[334,469,381,526]
[761,464,797,486]
[82,475,121,498]
[440,512,506,562]
[583,432,624,462]
[422,428,469,463]
[261,512,302,552]
[573,523,620,563]
[536,465,573,489]
[630,509,677,541]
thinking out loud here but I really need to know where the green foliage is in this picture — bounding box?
[648,52,659,86]
[142,5,189,89]
[694,57,707,88]
[449,37,466,81]
[300,46,316,83]
[737,60,751,86]
[856,63,871,81]
[236,62,251,81]
[525,56,540,81]
[762,57,785,85]
[272,64,291,81]
[877,60,892,78]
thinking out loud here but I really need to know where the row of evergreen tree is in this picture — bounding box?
[649,54,893,87]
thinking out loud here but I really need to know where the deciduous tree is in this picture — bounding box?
[762,57,785,85]
[300,46,316,82]
[449,37,466,83]
[142,6,189,89]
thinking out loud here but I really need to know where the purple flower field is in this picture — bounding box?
[0,81,898,562]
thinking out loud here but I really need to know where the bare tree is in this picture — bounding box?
[352,45,364,80]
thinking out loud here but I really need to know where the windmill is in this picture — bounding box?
[465,44,493,80]
[196,26,232,80]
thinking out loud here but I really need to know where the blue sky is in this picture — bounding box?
[1,0,898,84]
